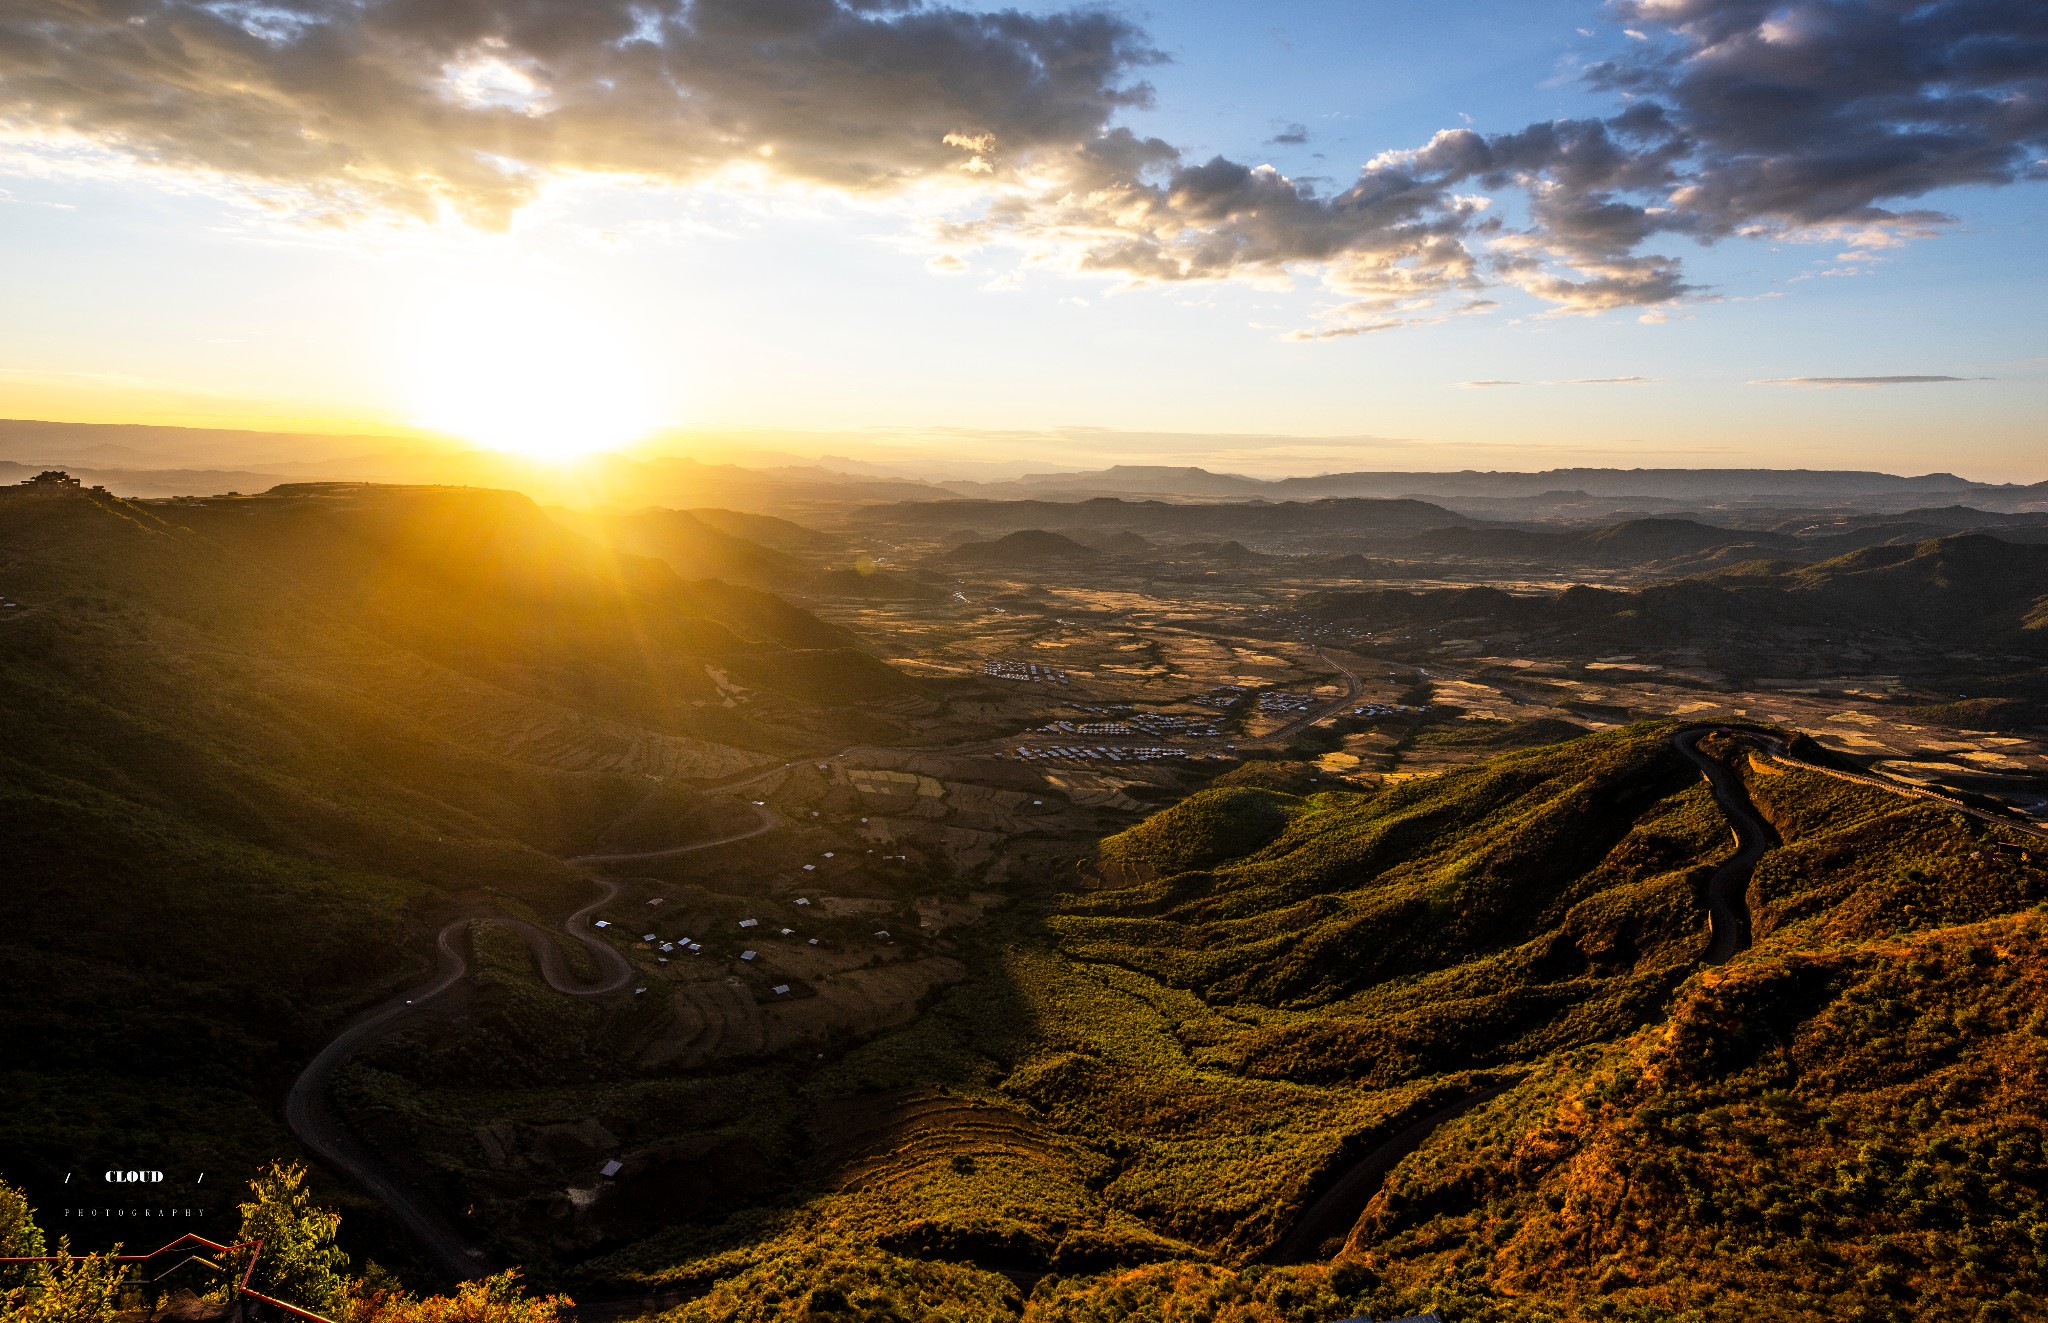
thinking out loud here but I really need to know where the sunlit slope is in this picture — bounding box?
[662,728,2048,1321]
[177,484,906,713]
[553,506,807,589]
[575,728,1735,1288]
[0,480,914,1221]
[1062,728,1724,1062]
[1340,744,2048,1320]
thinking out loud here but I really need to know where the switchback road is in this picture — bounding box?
[1673,728,1775,964]
[287,820,773,1280]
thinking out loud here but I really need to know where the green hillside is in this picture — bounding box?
[558,506,806,588]
[0,480,917,1240]
[544,726,2044,1323]
[9,486,2045,1323]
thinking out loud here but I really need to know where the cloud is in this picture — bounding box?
[1268,124,1310,146]
[1589,1,2048,243]
[1459,380,1525,388]
[1283,319,1404,341]
[1751,375,1987,388]
[0,0,1161,225]
[942,0,2048,318]
[3,0,2043,324]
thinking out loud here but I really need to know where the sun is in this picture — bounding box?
[399,280,660,461]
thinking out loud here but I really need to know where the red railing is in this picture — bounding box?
[0,1232,336,1322]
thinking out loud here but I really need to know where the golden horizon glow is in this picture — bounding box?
[396,279,661,461]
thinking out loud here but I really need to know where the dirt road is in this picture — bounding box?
[1673,728,1775,964]
[286,824,765,1279]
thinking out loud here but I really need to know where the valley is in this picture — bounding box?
[6,473,2048,1323]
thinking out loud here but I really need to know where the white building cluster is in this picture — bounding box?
[984,658,1069,684]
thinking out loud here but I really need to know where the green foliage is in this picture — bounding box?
[623,721,2048,1320]
[1023,1262,1341,1323]
[0,1238,124,1323]
[656,1241,1021,1323]
[1095,787,1303,879]
[340,1269,572,1323]
[234,1161,350,1315]
[0,1178,45,1290]
[1408,716,1592,752]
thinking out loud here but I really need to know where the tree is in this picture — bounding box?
[232,1162,350,1315]
[339,1270,572,1323]
[1,1238,125,1323]
[0,1178,47,1290]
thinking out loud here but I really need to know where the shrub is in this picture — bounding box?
[230,1161,350,1315]
[0,1238,124,1323]
[340,1270,571,1323]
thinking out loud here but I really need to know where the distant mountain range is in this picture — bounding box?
[1299,533,2048,713]
[7,419,2045,518]
[932,463,2048,515]
[856,495,1475,536]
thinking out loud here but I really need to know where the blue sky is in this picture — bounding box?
[0,0,2042,478]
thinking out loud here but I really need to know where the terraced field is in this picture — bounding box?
[642,956,967,1068]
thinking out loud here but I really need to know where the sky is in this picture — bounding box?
[0,0,2044,480]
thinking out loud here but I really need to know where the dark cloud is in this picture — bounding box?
[1596,0,2048,235]
[1753,375,1986,387]
[1268,123,1309,146]
[0,0,1160,223]
[955,0,2047,317]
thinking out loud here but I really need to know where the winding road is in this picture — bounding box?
[1673,728,1776,964]
[1268,1080,1519,1265]
[286,800,786,1282]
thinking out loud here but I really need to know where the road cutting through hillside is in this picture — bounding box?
[1673,727,1775,964]
[1269,1079,1521,1265]
[1270,726,1775,1264]
[286,803,784,1283]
